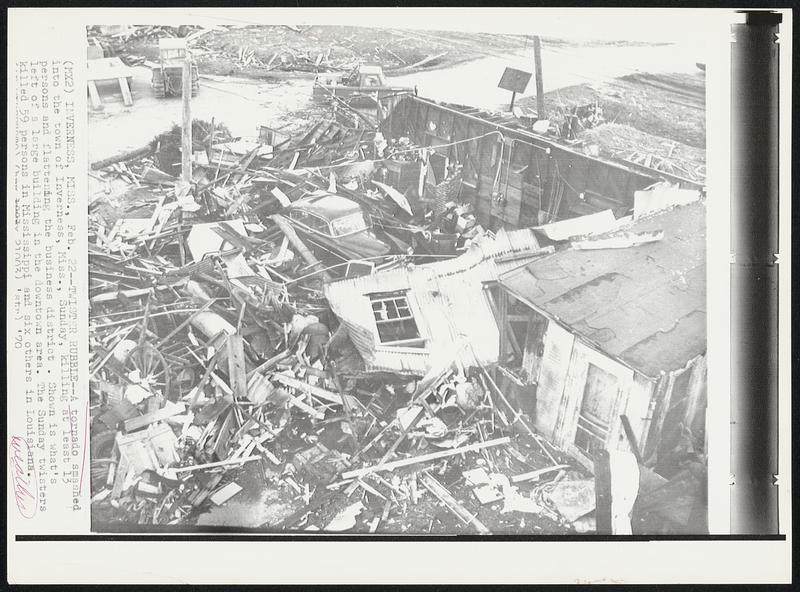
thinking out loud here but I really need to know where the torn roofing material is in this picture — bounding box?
[497,201,706,377]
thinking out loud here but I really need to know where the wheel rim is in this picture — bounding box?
[123,344,171,399]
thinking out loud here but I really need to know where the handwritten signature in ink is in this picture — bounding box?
[8,436,37,518]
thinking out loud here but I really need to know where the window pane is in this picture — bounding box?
[385,300,398,319]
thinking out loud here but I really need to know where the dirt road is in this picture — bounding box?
[88,67,319,163]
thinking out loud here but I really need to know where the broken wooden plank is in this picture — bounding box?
[270,187,292,207]
[210,482,243,505]
[620,414,644,464]
[172,455,261,473]
[246,348,291,379]
[226,335,249,401]
[341,436,510,480]
[123,403,187,433]
[118,76,133,106]
[87,80,103,110]
[511,464,571,484]
[269,214,332,281]
[328,362,359,452]
[271,373,345,406]
[419,471,490,534]
[154,299,216,348]
[212,407,237,460]
[288,394,325,420]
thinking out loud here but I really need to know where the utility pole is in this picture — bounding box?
[181,42,192,184]
[533,35,545,119]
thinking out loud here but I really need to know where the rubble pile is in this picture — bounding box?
[88,116,581,533]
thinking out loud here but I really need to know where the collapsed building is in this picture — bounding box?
[380,95,702,228]
[87,88,708,534]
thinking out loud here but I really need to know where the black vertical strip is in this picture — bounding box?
[730,11,781,535]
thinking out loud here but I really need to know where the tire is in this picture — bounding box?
[152,69,166,99]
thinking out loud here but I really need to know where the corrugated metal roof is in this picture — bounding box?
[498,201,706,377]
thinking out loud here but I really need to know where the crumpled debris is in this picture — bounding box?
[544,479,596,523]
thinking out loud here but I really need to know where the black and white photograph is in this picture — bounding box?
[7,6,793,585]
[85,21,711,535]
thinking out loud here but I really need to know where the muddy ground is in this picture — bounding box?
[527,70,706,148]
[519,69,706,180]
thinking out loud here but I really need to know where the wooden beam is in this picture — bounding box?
[271,373,344,406]
[226,335,249,401]
[269,214,332,282]
[87,81,102,110]
[511,464,571,484]
[118,76,133,106]
[593,448,613,534]
[620,414,644,464]
[181,47,193,184]
[172,455,261,473]
[123,403,186,433]
[419,472,490,534]
[341,437,510,480]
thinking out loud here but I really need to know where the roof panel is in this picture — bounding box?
[498,201,706,376]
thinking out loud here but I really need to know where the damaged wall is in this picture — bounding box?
[324,227,544,375]
[491,285,707,472]
[382,96,703,231]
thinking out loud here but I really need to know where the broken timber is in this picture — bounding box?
[269,214,333,282]
[341,436,510,480]
[419,472,490,534]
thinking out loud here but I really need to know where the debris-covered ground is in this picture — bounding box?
[520,69,706,182]
[89,113,588,533]
[87,25,706,535]
[89,24,531,79]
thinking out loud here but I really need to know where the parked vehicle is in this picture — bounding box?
[152,38,199,99]
[313,63,414,108]
[286,192,394,263]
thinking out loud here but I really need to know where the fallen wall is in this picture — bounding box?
[382,96,703,231]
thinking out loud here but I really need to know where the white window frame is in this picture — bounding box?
[369,292,424,347]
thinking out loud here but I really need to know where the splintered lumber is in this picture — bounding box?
[210,482,243,505]
[91,143,153,170]
[226,335,249,401]
[246,349,291,379]
[288,394,325,420]
[271,373,344,405]
[328,362,359,451]
[345,363,452,492]
[341,437,510,480]
[269,214,333,281]
[172,455,261,473]
[479,364,559,466]
[419,472,490,534]
[511,464,571,484]
[154,298,216,347]
[123,403,187,433]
